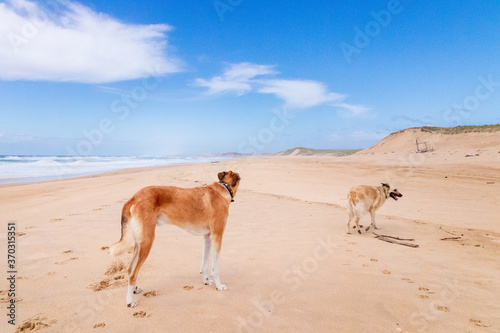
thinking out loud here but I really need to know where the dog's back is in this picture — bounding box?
[347,185,382,214]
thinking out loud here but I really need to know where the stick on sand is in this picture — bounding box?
[373,232,419,248]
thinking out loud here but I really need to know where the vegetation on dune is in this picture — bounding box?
[421,124,500,134]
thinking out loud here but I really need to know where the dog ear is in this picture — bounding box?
[382,183,390,188]
[218,171,226,181]
[231,173,240,187]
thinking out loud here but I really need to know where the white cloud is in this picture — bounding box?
[0,0,182,83]
[195,62,366,112]
[258,79,345,109]
[194,62,276,95]
[333,102,370,115]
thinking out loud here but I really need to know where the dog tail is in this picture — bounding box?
[110,199,134,257]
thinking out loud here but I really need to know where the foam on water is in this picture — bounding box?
[0,155,228,185]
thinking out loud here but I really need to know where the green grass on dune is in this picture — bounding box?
[421,124,500,134]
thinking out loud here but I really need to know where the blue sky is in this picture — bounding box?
[0,0,499,156]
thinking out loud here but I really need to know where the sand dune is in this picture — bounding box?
[1,128,499,332]
[360,126,500,158]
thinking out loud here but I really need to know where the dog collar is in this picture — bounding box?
[219,181,234,202]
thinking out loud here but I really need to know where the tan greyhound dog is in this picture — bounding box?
[110,171,240,307]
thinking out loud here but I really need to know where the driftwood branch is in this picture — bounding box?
[372,232,415,241]
[373,232,419,248]
[442,237,459,240]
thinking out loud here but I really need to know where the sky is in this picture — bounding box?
[0,0,499,156]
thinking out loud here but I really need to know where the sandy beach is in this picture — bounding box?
[1,128,500,332]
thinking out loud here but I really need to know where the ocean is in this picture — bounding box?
[0,155,230,185]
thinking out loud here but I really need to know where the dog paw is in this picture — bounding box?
[216,284,227,291]
[374,226,380,230]
[357,230,362,234]
[365,226,371,231]
[133,286,142,294]
[127,300,137,308]
[203,278,213,286]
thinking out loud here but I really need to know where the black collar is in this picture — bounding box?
[219,181,234,202]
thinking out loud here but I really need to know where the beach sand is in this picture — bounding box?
[1,129,500,332]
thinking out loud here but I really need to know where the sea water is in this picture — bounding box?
[0,155,229,185]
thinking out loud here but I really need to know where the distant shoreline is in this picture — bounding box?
[0,155,232,185]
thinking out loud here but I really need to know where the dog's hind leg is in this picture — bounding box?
[346,208,352,234]
[366,209,379,231]
[354,215,362,234]
[200,233,212,285]
[126,216,155,307]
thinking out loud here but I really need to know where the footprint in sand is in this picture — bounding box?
[370,258,378,262]
[183,286,194,291]
[418,287,435,294]
[90,280,111,292]
[402,278,414,283]
[382,270,391,275]
[101,246,109,251]
[94,323,106,328]
[54,257,78,265]
[133,311,148,318]
[470,318,491,327]
[143,291,157,297]
[50,218,63,222]
[105,261,127,275]
[62,250,73,254]
[436,305,450,312]
[90,261,128,292]
[93,208,103,211]
[15,315,56,332]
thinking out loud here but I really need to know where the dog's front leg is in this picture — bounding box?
[211,250,226,290]
[200,233,212,285]
[210,235,226,291]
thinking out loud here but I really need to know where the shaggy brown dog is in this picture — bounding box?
[346,183,402,234]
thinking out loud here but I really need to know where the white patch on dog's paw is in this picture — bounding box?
[216,284,227,291]
[133,286,142,294]
[127,300,138,308]
[374,226,380,229]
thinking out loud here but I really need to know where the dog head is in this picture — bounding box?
[218,170,241,196]
[389,188,403,201]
